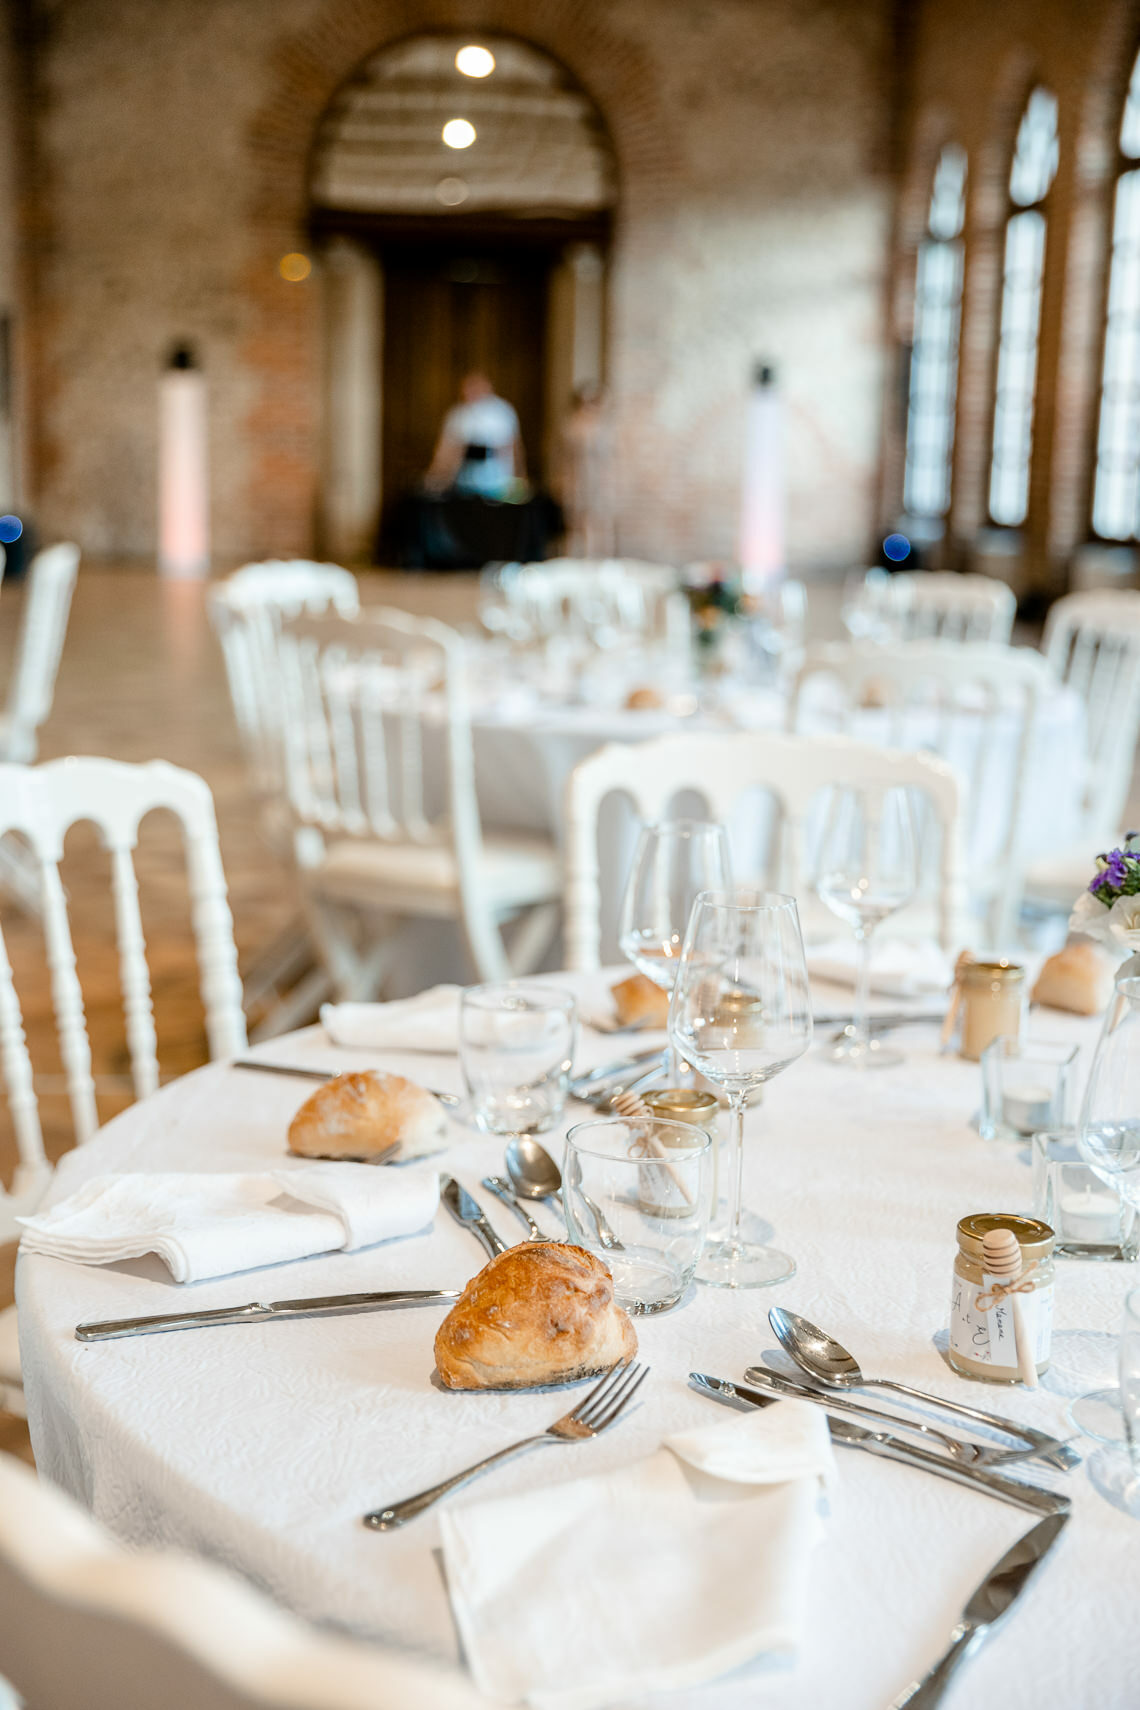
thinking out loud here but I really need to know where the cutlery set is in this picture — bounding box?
[78,1052,1072,1703]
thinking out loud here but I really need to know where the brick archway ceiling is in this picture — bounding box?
[249,0,678,238]
[311,34,617,218]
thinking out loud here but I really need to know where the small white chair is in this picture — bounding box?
[0,1451,483,1710]
[208,562,360,1033]
[789,639,1053,946]
[847,569,1015,644]
[0,543,80,765]
[0,757,247,1413]
[564,728,965,970]
[484,558,682,645]
[278,609,561,996]
[1022,591,1140,907]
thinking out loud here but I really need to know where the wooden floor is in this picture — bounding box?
[0,566,480,1461]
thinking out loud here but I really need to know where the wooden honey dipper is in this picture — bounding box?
[610,1088,695,1208]
[980,1225,1038,1389]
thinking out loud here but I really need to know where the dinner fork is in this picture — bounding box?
[362,1358,648,1530]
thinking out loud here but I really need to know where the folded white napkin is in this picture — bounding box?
[320,985,461,1053]
[17,1166,439,1284]
[808,936,952,997]
[441,1399,835,1710]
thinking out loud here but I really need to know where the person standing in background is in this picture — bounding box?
[556,381,616,557]
[425,371,524,499]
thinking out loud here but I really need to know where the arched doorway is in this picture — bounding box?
[309,33,617,562]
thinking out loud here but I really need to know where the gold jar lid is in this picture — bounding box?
[644,1088,718,1125]
[956,1212,1054,1262]
[960,960,1025,988]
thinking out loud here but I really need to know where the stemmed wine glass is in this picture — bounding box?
[669,889,812,1288]
[618,819,731,1077]
[814,786,917,1068]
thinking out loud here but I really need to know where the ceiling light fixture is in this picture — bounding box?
[456,44,495,77]
[442,118,476,149]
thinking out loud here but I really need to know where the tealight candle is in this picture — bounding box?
[1002,1083,1055,1136]
[1057,1180,1125,1245]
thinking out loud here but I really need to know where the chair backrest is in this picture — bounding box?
[277,608,473,847]
[564,728,964,970]
[890,571,1016,642]
[0,1452,483,1710]
[207,562,360,796]
[486,559,680,642]
[1,543,80,763]
[0,758,246,1238]
[789,639,1052,879]
[1042,589,1140,834]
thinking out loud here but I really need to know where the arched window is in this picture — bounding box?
[988,88,1059,527]
[903,144,967,523]
[1092,52,1140,540]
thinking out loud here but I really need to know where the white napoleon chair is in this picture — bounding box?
[847,568,1015,644]
[0,757,247,1415]
[482,558,683,645]
[788,639,1055,948]
[277,608,561,998]
[0,1451,483,1710]
[207,562,360,1033]
[1021,589,1140,908]
[564,728,965,971]
[0,543,80,766]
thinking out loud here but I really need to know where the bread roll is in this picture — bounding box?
[435,1243,637,1390]
[1032,940,1115,1016]
[625,685,665,711]
[611,971,670,1028]
[287,1070,447,1160]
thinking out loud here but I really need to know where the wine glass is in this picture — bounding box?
[669,889,812,1288]
[618,819,731,1077]
[814,786,918,1068]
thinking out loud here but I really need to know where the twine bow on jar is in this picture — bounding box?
[974,1259,1041,1314]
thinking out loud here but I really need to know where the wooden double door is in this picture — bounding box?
[380,243,553,533]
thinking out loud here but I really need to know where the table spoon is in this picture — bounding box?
[505,1136,624,1252]
[769,1307,1079,1470]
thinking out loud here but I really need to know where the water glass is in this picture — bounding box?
[563,1117,711,1313]
[460,983,576,1134]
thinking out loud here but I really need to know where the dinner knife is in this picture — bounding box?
[440,1175,507,1260]
[888,1510,1069,1708]
[75,1288,461,1342]
[688,1375,1069,1518]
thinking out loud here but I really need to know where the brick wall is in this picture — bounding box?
[14,0,893,569]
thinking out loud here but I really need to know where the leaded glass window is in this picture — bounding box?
[988,88,1059,527]
[1093,52,1140,540]
[903,145,967,520]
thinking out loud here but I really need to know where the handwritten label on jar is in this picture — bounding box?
[949,1271,1053,1370]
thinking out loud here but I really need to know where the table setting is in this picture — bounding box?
[13,829,1140,1707]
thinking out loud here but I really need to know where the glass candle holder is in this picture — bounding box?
[979,1037,1077,1141]
[1031,1129,1138,1258]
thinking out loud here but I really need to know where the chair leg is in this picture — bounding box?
[248,963,334,1042]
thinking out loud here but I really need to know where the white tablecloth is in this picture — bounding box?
[17,972,1139,1709]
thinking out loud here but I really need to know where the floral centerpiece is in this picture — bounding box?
[682,562,759,670]
[1069,835,1140,955]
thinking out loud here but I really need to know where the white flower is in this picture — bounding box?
[1069,889,1106,931]
[1107,893,1140,946]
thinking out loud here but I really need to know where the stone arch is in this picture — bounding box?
[241,2,680,553]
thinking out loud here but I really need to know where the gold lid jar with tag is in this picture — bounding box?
[948,1213,1054,1382]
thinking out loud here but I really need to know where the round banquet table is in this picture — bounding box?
[16,971,1140,1710]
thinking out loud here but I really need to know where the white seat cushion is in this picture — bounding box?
[312,833,562,917]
